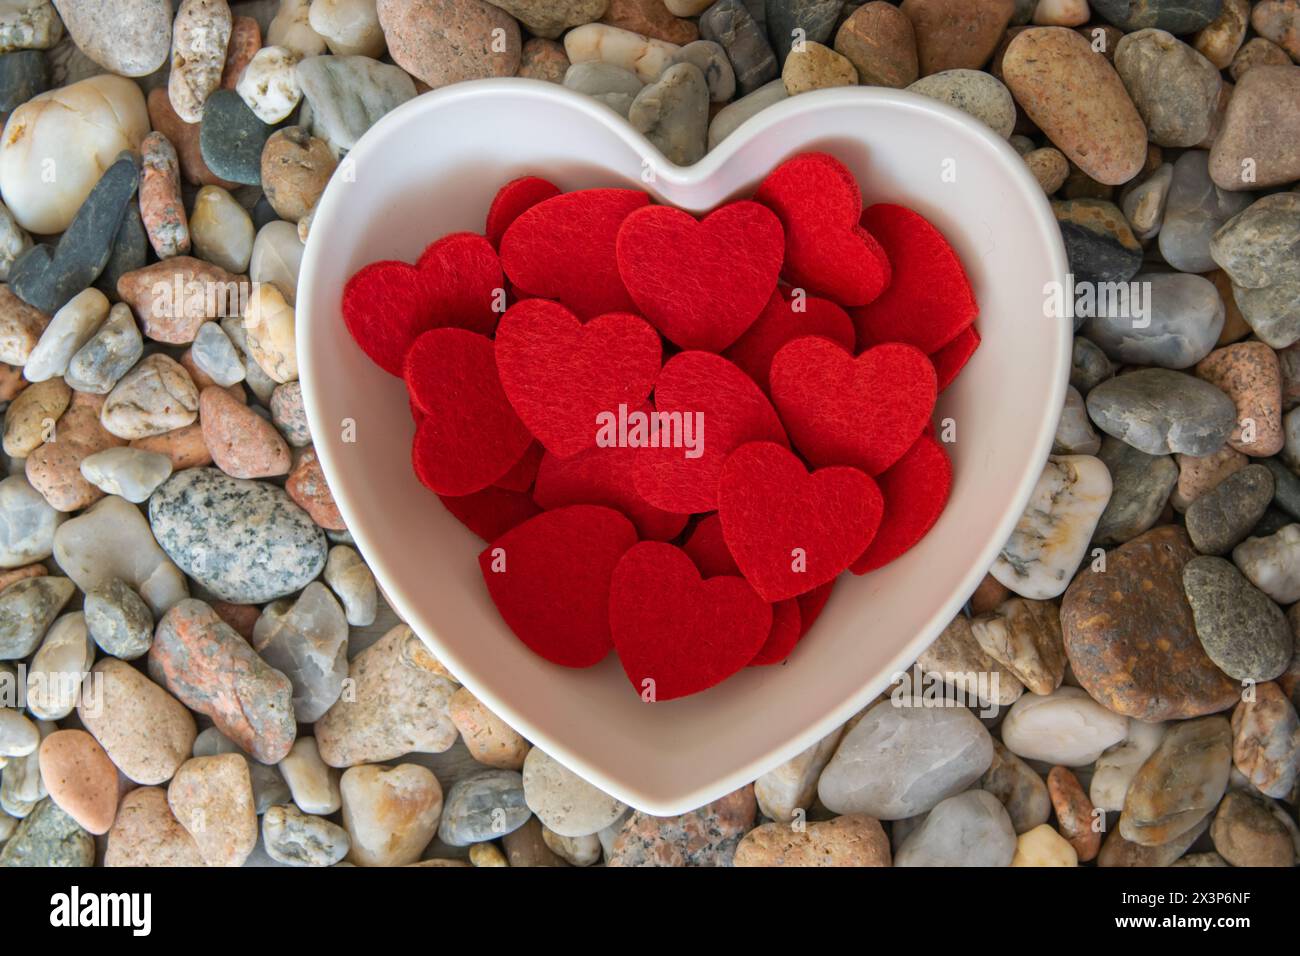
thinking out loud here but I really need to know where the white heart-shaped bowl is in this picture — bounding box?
[298,79,1069,815]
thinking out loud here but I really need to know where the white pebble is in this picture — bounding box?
[22,288,108,383]
[1000,686,1129,767]
[25,612,93,721]
[324,545,377,627]
[236,45,303,124]
[278,736,342,815]
[79,447,174,504]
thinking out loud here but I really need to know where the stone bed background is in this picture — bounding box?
[0,0,1298,868]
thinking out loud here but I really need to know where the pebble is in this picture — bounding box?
[541,825,600,866]
[78,655,194,785]
[1183,555,1291,681]
[604,0,697,44]
[130,423,212,471]
[1094,436,1177,545]
[191,320,245,388]
[168,0,232,124]
[100,353,200,442]
[0,798,93,867]
[252,581,348,723]
[448,687,528,770]
[1233,522,1300,605]
[1252,0,1300,58]
[1174,444,1247,511]
[1114,28,1221,147]
[735,814,891,867]
[66,310,143,403]
[1091,720,1167,812]
[979,739,1052,833]
[78,446,173,505]
[28,391,126,512]
[895,790,1016,866]
[309,0,386,57]
[25,612,92,719]
[317,551,372,633]
[118,257,244,345]
[1053,385,1100,454]
[377,0,519,88]
[468,841,507,866]
[628,61,708,165]
[267,0,327,57]
[707,77,786,149]
[243,275,297,384]
[1230,35,1292,80]
[315,623,458,766]
[1119,715,1231,846]
[1053,199,1143,288]
[37,728,117,834]
[52,0,170,77]
[1047,766,1101,861]
[1233,681,1300,799]
[1121,162,1172,238]
[1001,686,1129,766]
[0,74,148,235]
[1022,146,1070,194]
[917,612,1025,706]
[294,54,417,156]
[340,764,442,865]
[262,803,350,866]
[1263,457,1300,523]
[990,455,1112,600]
[818,702,993,819]
[606,785,755,866]
[1011,823,1078,866]
[168,752,258,867]
[0,285,45,365]
[236,45,301,125]
[52,493,188,615]
[1210,193,1300,350]
[970,598,1065,697]
[221,313,277,401]
[1211,789,1296,867]
[1211,61,1299,186]
[1087,368,1236,456]
[0,0,62,53]
[1188,462,1276,557]
[1034,0,1091,26]
[0,474,62,566]
[3,377,66,458]
[1197,342,1284,457]
[670,39,734,102]
[1084,272,1224,370]
[222,15,262,89]
[564,23,681,84]
[521,746,627,837]
[902,0,1013,74]
[437,767,529,847]
[83,577,153,660]
[1160,150,1253,274]
[698,0,776,95]
[284,449,341,531]
[753,727,842,823]
[150,598,296,763]
[278,736,341,815]
[1092,0,1223,33]
[1002,27,1147,185]
[261,127,336,224]
[190,185,254,275]
[22,287,109,383]
[0,707,38,756]
[146,86,237,189]
[907,69,1015,138]
[103,785,204,866]
[833,0,918,87]
[200,89,272,187]
[200,385,291,479]
[782,40,857,95]
[517,36,570,82]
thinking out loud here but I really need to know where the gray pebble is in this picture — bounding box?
[1249,506,1293,540]
[94,205,148,299]
[295,54,417,156]
[0,473,63,567]
[1159,151,1253,273]
[252,582,349,724]
[0,798,93,867]
[895,790,1017,867]
[1089,0,1223,33]
[766,0,841,64]
[628,61,709,166]
[190,321,246,388]
[1114,29,1221,147]
[1054,199,1144,290]
[0,575,75,661]
[907,69,1016,139]
[672,39,735,102]
[64,301,144,394]
[1093,435,1178,546]
[1185,464,1274,555]
[1086,368,1237,456]
[270,381,312,448]
[1121,162,1173,240]
[437,769,530,847]
[1183,555,1292,682]
[200,90,272,187]
[563,61,643,117]
[262,804,350,866]
[1053,385,1100,455]
[707,77,787,149]
[979,739,1051,834]
[83,577,153,660]
[700,0,778,96]
[1210,193,1300,350]
[1070,336,1113,395]
[1081,272,1224,369]
[0,49,48,112]
[1260,457,1300,522]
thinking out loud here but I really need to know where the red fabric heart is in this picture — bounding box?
[486,176,560,247]
[931,325,981,391]
[632,351,788,514]
[609,541,772,700]
[616,200,784,351]
[533,436,688,542]
[749,599,802,666]
[718,441,883,601]
[440,486,541,541]
[406,328,533,495]
[796,580,835,635]
[851,203,978,354]
[343,232,503,375]
[753,152,890,307]
[770,336,936,475]
[494,441,543,492]
[724,288,855,394]
[480,505,637,667]
[495,299,662,458]
[499,188,649,318]
[851,434,952,574]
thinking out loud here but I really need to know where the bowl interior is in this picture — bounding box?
[298,80,1069,815]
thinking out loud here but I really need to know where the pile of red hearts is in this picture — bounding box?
[342,152,979,702]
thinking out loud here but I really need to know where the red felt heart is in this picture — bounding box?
[440,486,541,541]
[480,505,637,667]
[718,441,883,601]
[796,580,835,636]
[632,351,788,514]
[499,188,649,318]
[533,435,688,542]
[930,325,981,391]
[851,203,978,354]
[753,152,890,307]
[609,541,771,700]
[615,201,784,351]
[343,232,503,376]
[486,176,561,247]
[494,441,543,492]
[769,336,936,475]
[724,288,855,394]
[406,328,533,495]
[749,599,802,666]
[851,434,952,574]
[495,299,662,458]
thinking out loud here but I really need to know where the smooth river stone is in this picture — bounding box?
[1119,714,1231,846]
[1159,151,1253,273]
[978,738,1052,832]
[1209,193,1300,350]
[1001,27,1148,186]
[817,701,994,820]
[148,467,327,604]
[295,54,417,155]
[1210,65,1300,191]
[901,0,1014,74]
[699,0,777,95]
[1000,686,1129,766]
[564,62,644,116]
[733,815,892,867]
[1183,555,1292,682]
[1062,525,1240,721]
[1232,681,1300,799]
[251,581,349,723]
[907,69,1016,138]
[606,785,756,866]
[262,803,350,866]
[0,574,73,660]
[990,455,1112,600]
[1082,272,1223,369]
[168,753,258,867]
[895,790,1017,866]
[51,0,171,77]
[1091,0,1223,33]
[0,474,62,567]
[628,61,708,165]
[437,768,529,847]
[1090,719,1166,811]
[1184,464,1273,555]
[1093,435,1177,546]
[103,786,204,867]
[1114,28,1221,147]
[1053,199,1144,286]
[78,657,196,785]
[1233,522,1300,604]
[1211,789,1297,867]
[672,39,735,102]
[1121,162,1173,239]
[1087,368,1236,456]
[753,725,842,823]
[376,0,520,88]
[522,747,627,837]
[917,612,1025,706]
[707,77,786,148]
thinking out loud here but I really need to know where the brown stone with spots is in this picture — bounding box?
[971,597,1066,696]
[1252,0,1300,59]
[130,423,214,469]
[1046,765,1100,861]
[1211,789,1296,867]
[146,88,239,190]
[285,447,344,530]
[261,127,338,224]
[1194,342,1283,457]
[1209,64,1300,192]
[0,361,25,401]
[149,598,297,765]
[221,15,262,89]
[0,285,49,366]
[448,686,530,770]
[834,1,919,87]
[104,786,205,866]
[1231,681,1300,799]
[26,391,125,512]
[1229,37,1292,81]
[503,816,570,866]
[734,815,891,866]
[376,0,521,89]
[211,600,259,641]
[199,385,291,479]
[1060,526,1240,722]
[139,131,190,259]
[1002,27,1148,185]
[517,37,570,82]
[1194,0,1250,69]
[1171,445,1247,511]
[38,730,120,835]
[606,785,756,866]
[0,563,45,591]
[168,753,258,867]
[117,257,247,344]
[603,0,697,44]
[901,0,1014,75]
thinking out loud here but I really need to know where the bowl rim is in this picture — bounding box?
[298,77,1070,815]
